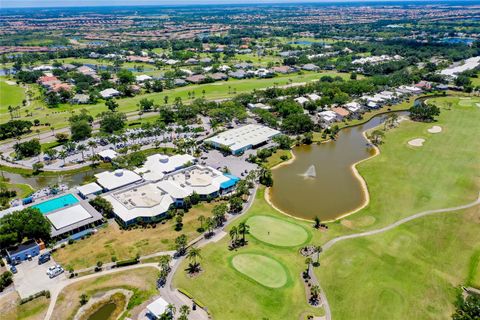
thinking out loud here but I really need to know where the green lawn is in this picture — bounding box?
[248,215,310,247]
[174,95,480,319]
[231,253,289,288]
[317,206,480,320]
[0,79,25,113]
[173,188,323,320]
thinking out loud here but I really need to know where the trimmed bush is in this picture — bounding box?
[115,257,139,267]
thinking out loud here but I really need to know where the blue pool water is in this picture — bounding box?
[32,194,79,214]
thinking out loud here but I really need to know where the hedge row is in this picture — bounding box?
[20,290,50,304]
[115,257,139,267]
[177,288,207,310]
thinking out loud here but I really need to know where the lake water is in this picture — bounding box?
[0,168,103,189]
[269,111,408,221]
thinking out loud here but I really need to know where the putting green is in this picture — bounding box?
[247,215,309,247]
[231,253,288,288]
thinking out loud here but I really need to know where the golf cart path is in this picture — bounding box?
[44,185,258,320]
[322,192,480,252]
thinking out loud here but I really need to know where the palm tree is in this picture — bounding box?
[158,255,172,273]
[229,226,238,243]
[186,247,202,274]
[310,285,321,301]
[205,217,215,235]
[58,150,67,166]
[187,247,201,265]
[305,257,312,273]
[45,148,57,163]
[238,222,250,245]
[197,215,205,230]
[313,246,322,266]
[87,140,97,157]
[166,303,176,318]
[8,106,13,120]
[178,305,190,320]
[369,130,385,146]
[77,144,86,162]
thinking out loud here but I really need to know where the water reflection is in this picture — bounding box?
[270,111,408,220]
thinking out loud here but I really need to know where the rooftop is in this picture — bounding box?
[95,169,142,191]
[205,124,280,153]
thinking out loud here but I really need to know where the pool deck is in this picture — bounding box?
[24,192,104,238]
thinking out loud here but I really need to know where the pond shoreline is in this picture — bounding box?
[268,110,409,222]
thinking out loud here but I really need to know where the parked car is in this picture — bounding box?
[48,266,64,279]
[38,253,51,265]
[10,265,17,274]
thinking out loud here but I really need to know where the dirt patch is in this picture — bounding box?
[408,138,425,147]
[50,268,158,320]
[5,80,16,85]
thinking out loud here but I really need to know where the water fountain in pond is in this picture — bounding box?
[301,165,317,178]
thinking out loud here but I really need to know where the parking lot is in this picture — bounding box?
[12,257,65,298]
[201,149,257,177]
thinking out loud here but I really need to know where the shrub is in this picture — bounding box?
[115,257,139,267]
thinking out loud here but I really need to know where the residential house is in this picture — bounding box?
[99,88,120,99]
[135,75,152,83]
[228,70,246,79]
[294,97,310,106]
[302,63,319,71]
[186,74,206,84]
[210,72,228,81]
[71,94,90,104]
[318,110,338,125]
[272,66,294,74]
[331,107,350,119]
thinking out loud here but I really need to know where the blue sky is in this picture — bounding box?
[1,0,445,9]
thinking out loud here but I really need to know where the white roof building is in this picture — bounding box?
[134,154,195,181]
[76,182,103,198]
[135,75,152,82]
[318,110,338,123]
[307,93,321,101]
[160,165,230,197]
[294,97,310,105]
[344,102,362,113]
[103,183,174,224]
[147,297,169,318]
[205,124,280,154]
[99,88,120,99]
[104,165,235,225]
[95,169,142,191]
[46,205,92,230]
[98,149,118,160]
[247,103,271,110]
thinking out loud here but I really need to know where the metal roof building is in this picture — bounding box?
[205,124,280,155]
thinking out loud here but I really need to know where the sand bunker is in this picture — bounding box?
[5,81,16,85]
[408,138,425,147]
[427,126,442,134]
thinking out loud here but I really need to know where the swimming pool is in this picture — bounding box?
[32,194,79,214]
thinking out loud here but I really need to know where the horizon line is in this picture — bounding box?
[2,0,475,10]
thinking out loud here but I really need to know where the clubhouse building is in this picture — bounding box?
[205,124,281,155]
[101,155,239,226]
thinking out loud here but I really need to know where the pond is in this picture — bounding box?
[269,111,408,221]
[0,168,104,190]
[87,302,116,320]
